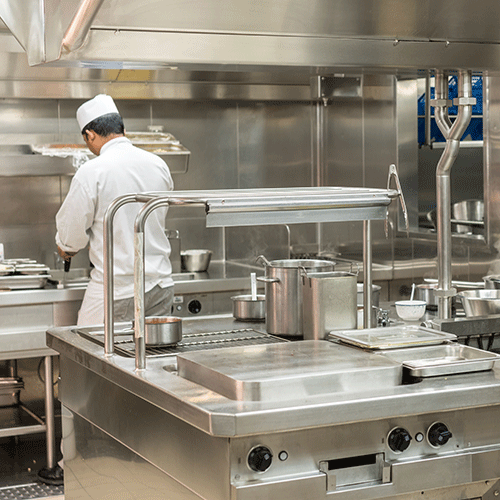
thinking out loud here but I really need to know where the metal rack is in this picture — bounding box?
[102,186,400,370]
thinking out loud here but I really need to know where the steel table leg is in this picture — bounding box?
[44,355,56,469]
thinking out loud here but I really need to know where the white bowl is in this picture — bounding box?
[395,300,427,321]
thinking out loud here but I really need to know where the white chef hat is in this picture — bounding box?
[76,94,120,131]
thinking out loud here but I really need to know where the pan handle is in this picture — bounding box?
[256,276,280,283]
[256,254,271,267]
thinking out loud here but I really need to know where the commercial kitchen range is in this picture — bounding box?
[48,315,500,500]
[41,186,500,500]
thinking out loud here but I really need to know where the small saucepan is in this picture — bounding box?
[133,316,183,346]
[231,295,266,322]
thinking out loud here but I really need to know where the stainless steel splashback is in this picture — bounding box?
[3,0,500,72]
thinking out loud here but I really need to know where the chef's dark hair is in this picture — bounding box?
[81,113,125,137]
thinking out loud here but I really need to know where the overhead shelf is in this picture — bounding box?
[146,187,399,227]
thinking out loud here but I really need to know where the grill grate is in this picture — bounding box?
[78,328,286,358]
[0,482,63,500]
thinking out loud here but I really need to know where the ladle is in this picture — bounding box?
[250,273,257,301]
[410,283,416,301]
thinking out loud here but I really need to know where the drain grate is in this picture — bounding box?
[77,328,287,358]
[0,482,63,500]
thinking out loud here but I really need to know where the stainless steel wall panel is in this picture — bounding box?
[0,99,59,138]
[238,103,311,189]
[0,177,60,225]
[152,100,239,191]
[396,79,419,232]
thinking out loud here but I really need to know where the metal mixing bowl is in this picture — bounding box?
[457,289,500,317]
[181,249,212,272]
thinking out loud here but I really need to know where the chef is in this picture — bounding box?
[55,94,175,325]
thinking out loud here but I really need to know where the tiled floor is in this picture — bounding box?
[0,434,63,499]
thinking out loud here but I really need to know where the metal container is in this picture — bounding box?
[415,283,439,306]
[302,271,357,340]
[142,316,183,346]
[356,283,381,307]
[181,249,212,272]
[457,289,500,317]
[231,294,266,322]
[257,257,334,336]
[483,275,500,289]
[452,199,484,234]
[166,229,181,273]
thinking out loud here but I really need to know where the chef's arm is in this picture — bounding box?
[57,246,77,262]
[55,177,95,258]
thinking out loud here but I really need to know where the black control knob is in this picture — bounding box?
[388,427,412,452]
[188,300,202,314]
[248,446,273,472]
[428,422,452,447]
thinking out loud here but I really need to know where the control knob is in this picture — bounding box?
[188,299,202,314]
[388,427,412,452]
[248,446,273,472]
[428,422,452,447]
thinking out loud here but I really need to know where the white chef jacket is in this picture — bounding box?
[55,136,174,304]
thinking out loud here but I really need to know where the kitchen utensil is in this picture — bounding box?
[457,289,500,317]
[181,249,212,272]
[231,294,266,321]
[250,273,257,301]
[302,271,357,340]
[395,300,427,321]
[410,283,416,301]
[256,256,334,336]
[140,316,183,346]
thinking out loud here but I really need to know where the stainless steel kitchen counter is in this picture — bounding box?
[47,314,500,438]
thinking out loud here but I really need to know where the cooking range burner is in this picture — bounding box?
[75,327,287,358]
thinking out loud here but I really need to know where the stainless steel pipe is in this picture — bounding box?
[62,0,106,53]
[103,194,156,357]
[363,220,373,328]
[432,70,475,319]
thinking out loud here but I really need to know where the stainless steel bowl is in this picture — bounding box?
[134,316,183,346]
[457,289,500,317]
[181,249,212,272]
[452,199,484,234]
[231,294,266,321]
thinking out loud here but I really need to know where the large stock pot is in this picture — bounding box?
[256,256,334,336]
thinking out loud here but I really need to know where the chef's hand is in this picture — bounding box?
[57,246,77,262]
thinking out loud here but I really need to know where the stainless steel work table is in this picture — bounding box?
[47,315,500,437]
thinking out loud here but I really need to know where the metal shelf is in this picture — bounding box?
[146,187,399,227]
[0,404,45,439]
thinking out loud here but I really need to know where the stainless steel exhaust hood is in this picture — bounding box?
[3,0,500,73]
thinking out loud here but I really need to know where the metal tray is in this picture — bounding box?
[0,274,50,290]
[378,344,500,377]
[329,325,457,350]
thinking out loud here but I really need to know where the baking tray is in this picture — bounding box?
[328,325,457,350]
[378,344,500,377]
